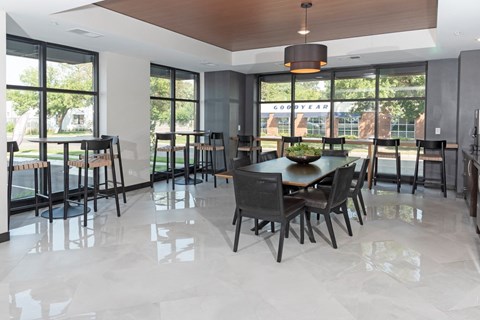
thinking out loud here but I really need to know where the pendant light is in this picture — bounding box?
[284,2,327,74]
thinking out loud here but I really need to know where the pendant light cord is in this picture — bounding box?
[304,4,308,44]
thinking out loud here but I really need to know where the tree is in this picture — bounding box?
[8,63,93,132]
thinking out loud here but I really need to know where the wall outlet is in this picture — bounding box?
[435,127,441,134]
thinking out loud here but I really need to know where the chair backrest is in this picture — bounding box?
[373,138,400,156]
[7,141,19,153]
[416,139,446,150]
[155,132,176,147]
[353,158,370,191]
[237,134,253,145]
[233,169,285,221]
[231,157,251,170]
[322,150,349,157]
[280,136,302,156]
[101,135,121,156]
[209,132,225,146]
[259,150,278,162]
[322,137,345,150]
[328,163,356,210]
[80,138,113,152]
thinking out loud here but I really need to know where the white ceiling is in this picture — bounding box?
[2,0,480,74]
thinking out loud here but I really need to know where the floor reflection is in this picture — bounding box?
[150,223,195,263]
[10,287,72,320]
[369,205,423,224]
[362,241,422,282]
[152,191,205,210]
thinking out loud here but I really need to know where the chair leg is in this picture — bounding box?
[184,149,188,185]
[213,150,218,188]
[305,210,315,243]
[277,224,286,262]
[299,213,305,244]
[271,222,275,233]
[374,157,378,186]
[285,222,289,238]
[110,162,121,218]
[47,164,53,223]
[233,212,242,252]
[232,207,238,225]
[170,151,175,190]
[118,156,127,204]
[93,168,98,212]
[193,147,198,185]
[412,156,419,194]
[342,204,353,236]
[358,191,367,216]
[151,148,157,188]
[352,196,363,225]
[396,156,401,192]
[7,166,13,229]
[83,166,89,227]
[34,168,39,217]
[324,213,337,249]
[254,219,259,235]
[442,160,447,198]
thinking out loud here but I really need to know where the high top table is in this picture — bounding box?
[28,136,101,219]
[173,131,206,185]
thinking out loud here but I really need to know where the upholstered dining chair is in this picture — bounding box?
[235,134,262,161]
[258,150,278,162]
[280,136,302,156]
[291,163,356,249]
[322,137,349,157]
[232,169,306,262]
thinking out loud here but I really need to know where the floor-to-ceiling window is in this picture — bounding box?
[6,35,98,200]
[150,64,199,174]
[258,62,426,173]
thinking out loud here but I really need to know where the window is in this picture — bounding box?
[337,116,359,137]
[306,117,326,137]
[277,117,290,136]
[6,35,98,199]
[391,118,415,139]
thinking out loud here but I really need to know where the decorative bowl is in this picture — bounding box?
[286,155,321,164]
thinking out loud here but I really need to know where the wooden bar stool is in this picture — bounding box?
[372,138,401,192]
[7,141,53,225]
[235,135,262,161]
[151,133,187,189]
[412,139,447,197]
[196,132,227,187]
[67,138,121,227]
[100,135,127,203]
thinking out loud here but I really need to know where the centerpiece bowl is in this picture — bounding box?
[286,154,321,164]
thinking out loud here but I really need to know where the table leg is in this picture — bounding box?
[367,144,374,189]
[175,133,202,185]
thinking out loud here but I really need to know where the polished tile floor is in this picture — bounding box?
[1,178,480,320]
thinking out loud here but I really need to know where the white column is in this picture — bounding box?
[99,52,151,186]
[0,10,8,236]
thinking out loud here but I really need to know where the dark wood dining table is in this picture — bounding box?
[28,136,102,219]
[240,156,360,187]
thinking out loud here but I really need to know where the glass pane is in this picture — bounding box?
[6,89,41,200]
[379,65,426,98]
[151,66,172,98]
[175,101,195,131]
[333,101,375,140]
[260,74,292,102]
[46,47,94,91]
[259,102,292,139]
[294,102,330,138]
[334,69,376,100]
[295,73,331,100]
[175,70,197,100]
[6,39,40,87]
[151,99,172,134]
[378,99,425,140]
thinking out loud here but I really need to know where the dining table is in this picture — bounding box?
[28,136,102,219]
[238,155,360,239]
[173,130,206,185]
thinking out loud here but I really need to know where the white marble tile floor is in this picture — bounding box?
[1,178,480,319]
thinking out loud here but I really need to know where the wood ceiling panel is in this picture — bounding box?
[97,0,437,51]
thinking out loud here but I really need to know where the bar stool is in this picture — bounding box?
[100,135,127,203]
[280,136,302,156]
[68,138,121,227]
[196,132,227,187]
[372,138,401,192]
[412,139,447,197]
[322,137,349,156]
[7,141,53,225]
[151,133,187,189]
[235,135,262,161]
[192,131,210,179]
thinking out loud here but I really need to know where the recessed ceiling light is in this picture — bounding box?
[453,31,464,36]
[297,29,310,35]
[68,28,103,38]
[201,62,217,67]
[476,38,480,42]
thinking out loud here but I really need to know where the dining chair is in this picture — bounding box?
[151,133,187,189]
[322,137,349,157]
[100,135,127,203]
[235,134,262,161]
[196,132,227,187]
[412,139,447,197]
[259,150,278,162]
[67,138,121,227]
[291,163,356,249]
[233,169,306,262]
[7,141,54,226]
[280,136,302,156]
[372,138,401,192]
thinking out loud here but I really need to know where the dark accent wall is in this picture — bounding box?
[425,59,458,190]
[457,50,480,194]
[204,71,246,168]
